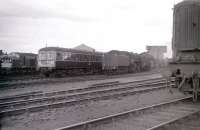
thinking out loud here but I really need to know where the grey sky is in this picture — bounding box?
[0,0,183,57]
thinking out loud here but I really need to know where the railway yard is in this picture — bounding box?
[0,70,199,130]
[2,0,200,129]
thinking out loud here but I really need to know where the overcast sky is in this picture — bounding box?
[0,0,183,57]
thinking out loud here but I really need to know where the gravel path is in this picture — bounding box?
[1,88,188,130]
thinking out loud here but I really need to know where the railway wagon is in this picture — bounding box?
[38,47,103,77]
[102,50,130,74]
[0,52,37,75]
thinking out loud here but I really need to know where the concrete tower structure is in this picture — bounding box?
[146,46,167,60]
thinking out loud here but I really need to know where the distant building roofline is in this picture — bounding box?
[73,44,95,52]
[39,46,102,54]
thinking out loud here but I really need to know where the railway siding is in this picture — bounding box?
[0,77,171,108]
[0,79,172,117]
[0,72,162,98]
[0,77,170,103]
[1,87,189,130]
[1,74,184,130]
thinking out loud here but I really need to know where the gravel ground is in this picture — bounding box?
[0,73,162,98]
[1,88,188,130]
[89,102,200,130]
[157,111,200,130]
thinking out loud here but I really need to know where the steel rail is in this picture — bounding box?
[0,91,43,102]
[0,77,169,103]
[54,96,193,130]
[0,72,160,86]
[146,110,200,130]
[0,79,173,111]
[0,84,171,117]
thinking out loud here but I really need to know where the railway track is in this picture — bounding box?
[0,72,160,88]
[0,77,168,103]
[0,77,174,117]
[0,91,43,102]
[150,111,200,130]
[0,77,55,88]
[0,81,119,103]
[54,96,200,130]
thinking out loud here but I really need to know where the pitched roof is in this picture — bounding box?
[73,44,95,52]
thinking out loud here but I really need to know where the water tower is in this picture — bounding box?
[172,0,200,61]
